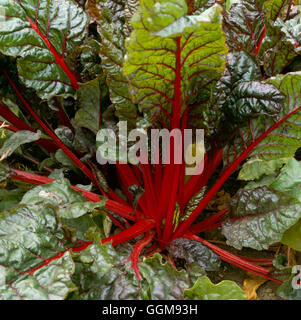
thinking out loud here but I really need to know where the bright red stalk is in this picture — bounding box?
[101,219,155,246]
[174,106,301,239]
[8,168,137,222]
[27,241,92,275]
[183,233,282,284]
[26,17,79,90]
[53,98,75,134]
[3,70,97,185]
[190,208,227,234]
[0,102,58,153]
[130,231,155,283]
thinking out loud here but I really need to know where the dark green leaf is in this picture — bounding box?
[0,0,87,99]
[0,130,41,161]
[222,186,301,250]
[168,238,221,271]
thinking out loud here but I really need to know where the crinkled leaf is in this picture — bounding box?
[184,276,247,300]
[275,14,301,50]
[124,1,227,129]
[0,251,76,300]
[74,76,109,134]
[223,0,266,54]
[0,203,81,300]
[263,0,288,21]
[225,72,301,181]
[168,238,221,271]
[55,127,74,149]
[138,253,192,300]
[124,0,139,37]
[226,0,241,11]
[261,19,298,77]
[21,178,105,219]
[222,186,301,250]
[73,243,145,300]
[0,130,41,161]
[77,39,103,82]
[87,0,138,127]
[223,0,297,77]
[188,0,216,14]
[75,243,202,300]
[222,80,283,123]
[0,0,87,99]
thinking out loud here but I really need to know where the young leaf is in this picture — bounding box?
[0,0,87,99]
[168,238,221,271]
[74,75,109,134]
[281,219,301,252]
[124,1,227,129]
[0,130,41,161]
[184,276,247,300]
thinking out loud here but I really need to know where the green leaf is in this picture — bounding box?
[223,0,266,54]
[21,178,105,219]
[73,242,144,300]
[263,0,288,21]
[0,130,41,161]
[0,251,76,300]
[238,157,289,180]
[75,242,204,300]
[124,1,227,129]
[74,76,109,134]
[227,159,301,251]
[222,186,301,250]
[270,158,301,201]
[261,19,298,77]
[278,274,301,300]
[223,0,297,77]
[124,0,140,37]
[87,0,138,127]
[77,39,103,82]
[226,0,241,11]
[182,187,206,220]
[222,80,283,123]
[167,238,221,271]
[184,276,247,300]
[0,189,24,211]
[0,0,87,99]
[139,253,193,300]
[226,72,301,181]
[275,14,301,50]
[281,219,301,252]
[0,203,79,300]
[188,0,217,15]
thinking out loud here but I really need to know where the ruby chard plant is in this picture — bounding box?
[0,0,300,300]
